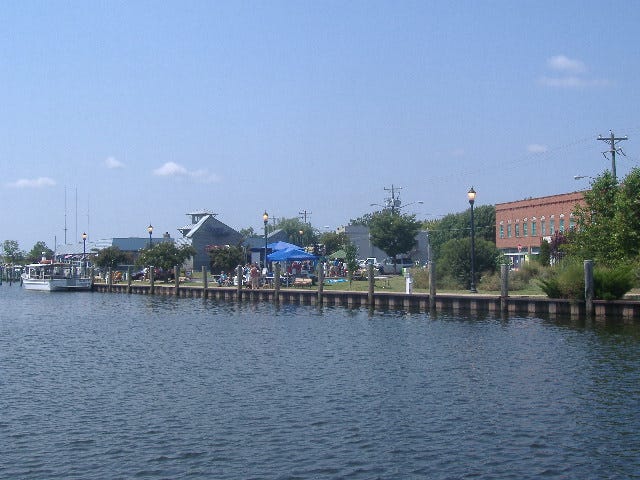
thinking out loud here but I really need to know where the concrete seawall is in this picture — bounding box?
[92,282,640,321]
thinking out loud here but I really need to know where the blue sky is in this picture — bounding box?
[1,1,639,250]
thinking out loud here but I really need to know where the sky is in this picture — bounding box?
[1,0,639,251]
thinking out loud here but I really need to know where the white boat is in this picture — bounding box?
[21,260,92,291]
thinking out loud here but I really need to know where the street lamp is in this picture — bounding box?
[263,211,269,270]
[467,187,477,293]
[147,224,153,248]
[82,232,87,276]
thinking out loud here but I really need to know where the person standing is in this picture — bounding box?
[249,263,260,289]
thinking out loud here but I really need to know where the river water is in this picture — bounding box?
[1,285,639,479]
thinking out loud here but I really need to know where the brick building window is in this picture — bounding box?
[507,224,512,238]
[532,220,537,236]
[523,221,528,237]
[550,217,555,235]
[515,224,520,237]
[500,224,504,239]
[559,218,565,233]
[541,219,546,236]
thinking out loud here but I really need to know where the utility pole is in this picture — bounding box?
[383,184,402,214]
[298,210,312,223]
[598,130,628,182]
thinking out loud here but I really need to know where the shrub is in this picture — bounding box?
[593,266,634,300]
[538,260,584,299]
[412,267,430,289]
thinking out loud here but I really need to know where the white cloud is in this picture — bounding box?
[539,55,609,88]
[527,144,548,153]
[547,55,586,74]
[153,162,219,183]
[105,156,124,169]
[6,177,56,188]
[154,161,189,176]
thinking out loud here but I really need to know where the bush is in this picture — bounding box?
[538,260,584,299]
[412,267,430,289]
[538,261,635,300]
[594,266,634,300]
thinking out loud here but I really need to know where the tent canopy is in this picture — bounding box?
[267,241,302,251]
[328,249,346,259]
[267,247,317,262]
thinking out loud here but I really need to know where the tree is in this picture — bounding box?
[2,240,24,264]
[136,242,196,274]
[319,231,349,256]
[94,246,132,270]
[208,245,244,274]
[26,241,54,263]
[369,211,421,272]
[549,231,569,264]
[437,237,500,289]
[273,217,318,247]
[344,241,359,286]
[569,169,640,265]
[423,205,495,261]
[239,226,256,238]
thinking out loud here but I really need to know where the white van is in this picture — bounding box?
[379,257,414,274]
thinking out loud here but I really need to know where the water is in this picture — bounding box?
[1,286,639,479]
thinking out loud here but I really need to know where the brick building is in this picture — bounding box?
[495,191,585,266]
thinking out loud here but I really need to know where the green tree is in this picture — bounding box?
[25,241,54,263]
[437,237,500,289]
[136,242,196,274]
[208,245,244,274]
[239,226,256,238]
[569,169,640,265]
[369,211,421,272]
[344,241,359,287]
[424,205,495,260]
[537,239,551,266]
[274,217,318,247]
[94,246,132,270]
[2,240,24,264]
[319,231,349,256]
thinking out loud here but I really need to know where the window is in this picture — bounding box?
[532,221,537,236]
[550,218,555,235]
[507,224,512,238]
[570,216,575,231]
[560,218,565,233]
[523,221,528,237]
[500,224,504,239]
[515,224,520,237]
[541,220,546,236]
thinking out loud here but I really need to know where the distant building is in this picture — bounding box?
[54,235,172,263]
[495,191,585,267]
[337,224,430,265]
[177,210,243,271]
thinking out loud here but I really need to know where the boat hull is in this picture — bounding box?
[22,277,92,292]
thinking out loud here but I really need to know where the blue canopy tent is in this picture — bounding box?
[267,247,317,262]
[266,241,302,251]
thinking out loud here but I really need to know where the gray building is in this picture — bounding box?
[177,210,243,271]
[338,224,430,265]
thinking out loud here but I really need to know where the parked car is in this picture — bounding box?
[379,257,415,274]
[358,257,380,269]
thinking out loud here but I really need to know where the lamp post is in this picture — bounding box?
[82,232,87,276]
[263,211,269,270]
[468,187,477,293]
[147,224,153,248]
